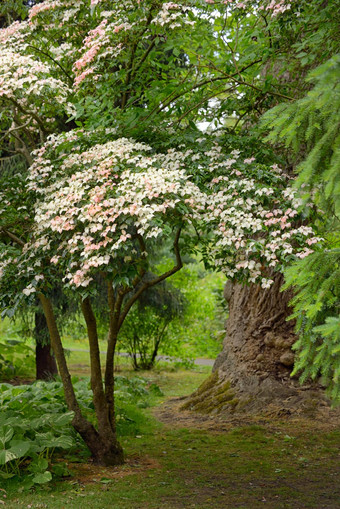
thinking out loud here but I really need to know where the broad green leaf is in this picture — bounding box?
[0,426,14,446]
[0,449,17,465]
[32,471,52,484]
[28,457,48,474]
[8,440,31,459]
[51,412,74,427]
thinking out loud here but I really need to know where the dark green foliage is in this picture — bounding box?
[0,0,29,27]
[119,276,186,370]
[0,375,161,490]
[262,55,340,215]
[283,246,340,402]
[263,57,340,401]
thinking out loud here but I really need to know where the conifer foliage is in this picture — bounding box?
[262,57,340,402]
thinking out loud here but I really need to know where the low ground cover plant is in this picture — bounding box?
[0,375,160,492]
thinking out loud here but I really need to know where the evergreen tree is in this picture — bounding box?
[262,56,340,402]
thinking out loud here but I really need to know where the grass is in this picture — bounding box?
[3,421,339,508]
[1,328,339,509]
[2,366,340,509]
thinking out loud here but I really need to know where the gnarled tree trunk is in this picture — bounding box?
[183,273,326,417]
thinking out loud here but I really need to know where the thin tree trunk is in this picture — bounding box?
[34,309,58,380]
[105,284,123,427]
[38,292,123,465]
[81,297,123,463]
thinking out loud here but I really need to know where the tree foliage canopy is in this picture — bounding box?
[0,0,339,467]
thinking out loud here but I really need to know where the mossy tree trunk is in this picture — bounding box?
[183,273,325,416]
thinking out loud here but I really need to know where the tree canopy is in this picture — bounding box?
[0,0,339,466]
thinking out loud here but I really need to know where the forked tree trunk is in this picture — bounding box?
[183,273,326,417]
[35,310,58,380]
[38,293,124,466]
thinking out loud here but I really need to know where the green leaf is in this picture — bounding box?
[28,457,48,474]
[51,411,74,427]
[0,471,15,479]
[32,471,52,484]
[8,440,31,459]
[0,427,14,447]
[0,449,17,465]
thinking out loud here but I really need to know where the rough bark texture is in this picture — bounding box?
[183,273,328,417]
[34,310,58,380]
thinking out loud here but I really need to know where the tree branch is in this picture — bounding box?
[173,84,238,125]
[142,58,264,122]
[27,44,74,84]
[118,228,183,330]
[0,228,25,247]
[8,97,48,139]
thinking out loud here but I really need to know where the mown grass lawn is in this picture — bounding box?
[1,358,339,509]
[4,421,339,508]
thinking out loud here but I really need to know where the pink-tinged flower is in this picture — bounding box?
[74,69,94,88]
[243,157,256,164]
[114,25,124,33]
[306,238,318,245]
[29,1,56,21]
[296,249,314,259]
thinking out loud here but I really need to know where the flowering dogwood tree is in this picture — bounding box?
[0,123,319,463]
[0,0,329,463]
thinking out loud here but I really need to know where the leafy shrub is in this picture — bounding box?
[118,277,185,370]
[0,375,161,490]
[155,261,226,360]
[0,381,77,490]
[0,340,35,380]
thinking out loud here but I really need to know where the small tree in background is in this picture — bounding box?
[119,275,185,370]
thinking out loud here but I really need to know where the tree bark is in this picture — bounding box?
[81,297,124,464]
[183,273,326,417]
[38,292,124,465]
[34,309,58,380]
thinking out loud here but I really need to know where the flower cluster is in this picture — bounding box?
[0,45,75,131]
[25,133,205,288]
[205,0,291,16]
[14,131,319,294]
[0,129,320,304]
[71,0,195,89]
[151,3,194,28]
